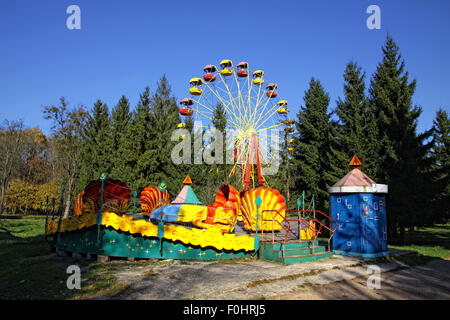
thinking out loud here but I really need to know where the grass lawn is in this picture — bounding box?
[0,218,72,299]
[0,217,134,299]
[388,224,450,265]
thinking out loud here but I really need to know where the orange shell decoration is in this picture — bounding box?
[73,191,84,216]
[211,184,241,213]
[193,184,241,233]
[140,186,170,217]
[239,187,286,231]
[76,179,131,215]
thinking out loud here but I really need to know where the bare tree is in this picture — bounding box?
[0,120,27,214]
[44,97,87,218]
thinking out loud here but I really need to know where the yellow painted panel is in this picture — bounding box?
[46,211,255,252]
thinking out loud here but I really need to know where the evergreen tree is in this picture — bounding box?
[269,125,295,208]
[119,87,154,191]
[109,95,132,181]
[368,34,428,241]
[291,78,339,210]
[333,61,378,178]
[429,109,450,223]
[146,75,182,196]
[78,99,111,189]
[180,114,209,201]
[210,103,230,188]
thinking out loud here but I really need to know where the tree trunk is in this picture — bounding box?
[63,193,72,218]
[63,174,76,218]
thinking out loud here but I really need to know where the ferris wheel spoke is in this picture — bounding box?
[253,94,275,128]
[203,81,243,129]
[254,102,286,132]
[217,72,245,126]
[250,86,269,126]
[232,67,249,124]
[191,100,215,122]
[194,96,217,114]
[255,121,285,133]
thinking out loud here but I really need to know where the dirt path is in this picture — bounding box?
[94,252,450,300]
[272,259,450,300]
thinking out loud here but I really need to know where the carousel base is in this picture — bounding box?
[45,212,256,260]
[49,226,253,260]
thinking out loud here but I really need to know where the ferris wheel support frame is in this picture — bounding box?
[243,133,265,191]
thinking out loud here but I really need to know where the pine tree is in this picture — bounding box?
[368,34,427,240]
[291,78,339,210]
[109,95,132,181]
[181,114,209,201]
[146,75,182,196]
[333,61,378,178]
[78,99,111,189]
[268,124,295,207]
[429,109,450,223]
[210,103,229,187]
[119,87,154,191]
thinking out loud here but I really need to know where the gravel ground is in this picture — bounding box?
[93,249,450,300]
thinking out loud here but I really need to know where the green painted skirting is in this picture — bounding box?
[52,226,253,260]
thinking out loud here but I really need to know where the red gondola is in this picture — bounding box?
[179,98,194,116]
[236,62,249,78]
[179,108,193,116]
[266,83,278,98]
[203,65,217,82]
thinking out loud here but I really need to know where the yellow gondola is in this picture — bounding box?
[288,138,294,144]
[220,59,233,76]
[252,70,264,85]
[276,100,288,114]
[189,77,203,96]
[177,123,186,128]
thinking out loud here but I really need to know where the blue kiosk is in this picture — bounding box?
[328,155,389,258]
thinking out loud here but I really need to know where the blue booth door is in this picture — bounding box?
[332,194,361,254]
[360,194,387,256]
[334,222,361,253]
[333,194,360,223]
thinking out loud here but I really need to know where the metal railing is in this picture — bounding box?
[258,209,337,259]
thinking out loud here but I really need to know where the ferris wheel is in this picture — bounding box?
[178,59,295,190]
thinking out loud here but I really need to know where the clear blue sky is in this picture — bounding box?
[1,0,449,135]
